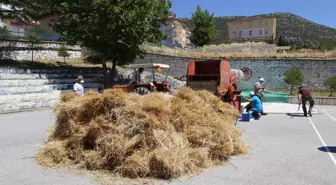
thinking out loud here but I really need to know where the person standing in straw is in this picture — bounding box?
[74,75,85,95]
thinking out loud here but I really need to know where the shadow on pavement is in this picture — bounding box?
[318,146,336,153]
[287,113,306,118]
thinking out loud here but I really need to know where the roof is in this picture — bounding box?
[168,18,189,30]
[36,13,59,20]
[125,63,170,69]
[227,17,276,23]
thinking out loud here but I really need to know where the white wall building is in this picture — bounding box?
[160,17,191,48]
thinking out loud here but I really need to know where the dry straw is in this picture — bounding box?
[36,88,248,179]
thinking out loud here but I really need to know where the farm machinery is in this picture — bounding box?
[186,59,252,112]
[112,63,172,95]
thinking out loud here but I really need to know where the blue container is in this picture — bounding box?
[241,112,252,122]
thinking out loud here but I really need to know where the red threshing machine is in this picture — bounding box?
[186,59,252,112]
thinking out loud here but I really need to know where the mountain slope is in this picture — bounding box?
[181,12,336,48]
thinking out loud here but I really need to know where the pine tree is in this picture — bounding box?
[28,31,41,62]
[58,44,70,63]
[189,5,217,47]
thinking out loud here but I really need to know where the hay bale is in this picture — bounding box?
[37,88,248,179]
[36,141,69,167]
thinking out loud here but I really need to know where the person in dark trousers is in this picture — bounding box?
[297,86,315,117]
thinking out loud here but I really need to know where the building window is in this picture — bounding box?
[259,30,262,35]
[238,31,243,38]
[265,29,268,35]
[249,22,252,27]
[265,20,268,26]
[259,21,262,27]
[249,30,252,36]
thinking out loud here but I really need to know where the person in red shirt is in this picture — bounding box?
[297,86,315,117]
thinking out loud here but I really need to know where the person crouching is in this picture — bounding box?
[242,92,263,120]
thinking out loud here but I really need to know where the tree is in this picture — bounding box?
[319,42,335,52]
[1,0,50,21]
[189,5,217,47]
[284,67,304,95]
[58,44,70,63]
[27,31,41,62]
[0,26,9,38]
[324,77,336,97]
[40,0,172,88]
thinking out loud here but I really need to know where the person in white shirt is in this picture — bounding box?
[130,68,144,84]
[73,75,84,94]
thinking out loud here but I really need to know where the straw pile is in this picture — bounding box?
[36,88,248,179]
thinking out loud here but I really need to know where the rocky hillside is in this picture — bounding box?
[181,12,336,48]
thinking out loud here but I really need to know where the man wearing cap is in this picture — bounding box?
[297,85,314,117]
[254,77,267,115]
[74,75,85,95]
[242,92,263,120]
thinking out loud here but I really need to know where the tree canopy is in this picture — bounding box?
[39,0,171,71]
[0,0,46,21]
[284,67,304,95]
[189,5,216,47]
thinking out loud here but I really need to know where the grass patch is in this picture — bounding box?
[143,43,336,59]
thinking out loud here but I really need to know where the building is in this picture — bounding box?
[35,14,63,41]
[0,4,33,37]
[227,17,276,43]
[160,15,191,48]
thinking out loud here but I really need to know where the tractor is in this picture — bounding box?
[186,59,252,112]
[112,63,172,95]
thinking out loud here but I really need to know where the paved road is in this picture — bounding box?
[1,107,336,185]
[0,110,98,185]
[165,106,336,185]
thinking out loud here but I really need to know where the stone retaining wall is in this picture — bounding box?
[1,40,81,60]
[0,66,103,113]
[135,53,336,91]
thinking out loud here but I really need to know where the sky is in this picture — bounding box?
[170,0,336,28]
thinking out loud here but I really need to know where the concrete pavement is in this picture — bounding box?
[0,110,98,185]
[0,107,336,185]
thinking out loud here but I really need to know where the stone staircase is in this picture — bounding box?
[0,67,104,113]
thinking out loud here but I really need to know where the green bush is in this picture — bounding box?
[284,67,304,95]
[324,77,336,96]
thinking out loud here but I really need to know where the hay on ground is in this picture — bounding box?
[36,87,248,179]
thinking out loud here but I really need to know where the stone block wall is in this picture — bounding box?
[135,53,336,91]
[0,66,103,113]
[0,40,81,60]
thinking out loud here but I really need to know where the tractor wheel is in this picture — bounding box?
[133,87,151,95]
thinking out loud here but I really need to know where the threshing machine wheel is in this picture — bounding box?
[133,87,151,95]
[240,67,253,81]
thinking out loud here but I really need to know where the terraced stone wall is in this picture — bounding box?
[0,67,103,113]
